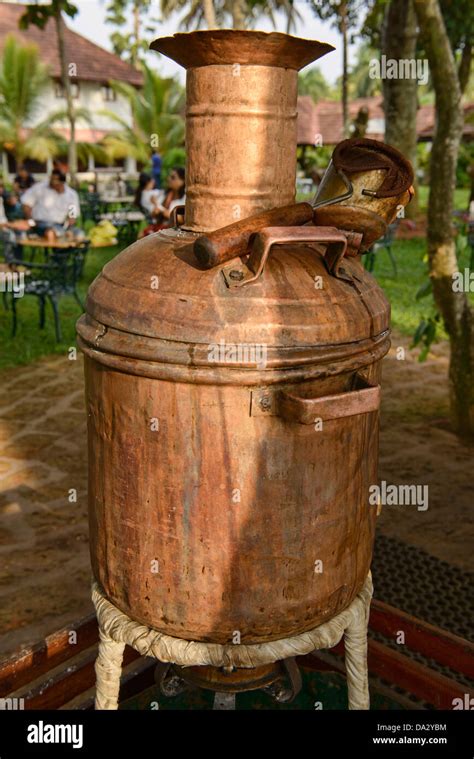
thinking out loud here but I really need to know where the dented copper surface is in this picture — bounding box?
[77,30,394,645]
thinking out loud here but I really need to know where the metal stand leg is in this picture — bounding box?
[213,692,236,710]
[344,609,370,710]
[94,628,125,710]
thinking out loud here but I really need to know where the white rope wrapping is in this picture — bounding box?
[94,629,125,711]
[344,592,371,710]
[92,574,372,709]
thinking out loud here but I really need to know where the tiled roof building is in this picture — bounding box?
[0,2,142,86]
[297,96,474,146]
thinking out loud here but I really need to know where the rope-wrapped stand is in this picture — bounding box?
[92,573,373,710]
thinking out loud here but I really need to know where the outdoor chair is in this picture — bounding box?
[0,231,23,311]
[364,219,400,277]
[2,235,89,342]
[80,191,102,224]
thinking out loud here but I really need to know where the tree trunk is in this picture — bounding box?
[54,10,77,186]
[458,42,472,95]
[14,142,24,174]
[340,3,349,138]
[132,0,140,67]
[414,0,474,437]
[14,117,24,172]
[231,0,246,30]
[382,0,419,218]
[202,0,217,29]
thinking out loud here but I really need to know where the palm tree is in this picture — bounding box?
[101,65,185,164]
[298,68,333,102]
[47,106,106,168]
[106,0,159,65]
[20,1,80,185]
[312,1,362,138]
[349,44,382,98]
[0,35,62,171]
[159,0,299,31]
[159,0,228,29]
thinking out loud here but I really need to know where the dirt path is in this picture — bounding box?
[0,336,472,658]
[378,337,473,569]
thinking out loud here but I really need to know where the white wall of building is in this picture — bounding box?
[26,79,133,132]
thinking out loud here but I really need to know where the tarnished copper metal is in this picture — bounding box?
[174,662,280,693]
[77,30,395,646]
[220,225,363,288]
[194,202,315,269]
[312,206,388,252]
[314,138,415,227]
[151,31,334,232]
[277,374,381,425]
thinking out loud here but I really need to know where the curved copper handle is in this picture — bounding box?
[222,226,362,288]
[170,204,185,228]
[277,376,380,425]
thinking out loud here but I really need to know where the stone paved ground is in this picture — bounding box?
[0,337,472,659]
[0,354,91,657]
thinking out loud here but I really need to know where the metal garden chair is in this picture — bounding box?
[1,234,89,342]
[79,191,102,224]
[364,220,400,277]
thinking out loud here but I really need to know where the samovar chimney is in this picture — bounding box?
[150,31,334,231]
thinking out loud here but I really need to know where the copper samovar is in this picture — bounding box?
[78,30,412,701]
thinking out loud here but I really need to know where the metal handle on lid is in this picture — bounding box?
[170,204,185,229]
[222,226,362,288]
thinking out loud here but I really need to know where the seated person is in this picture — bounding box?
[4,193,24,222]
[155,167,186,224]
[136,168,186,238]
[21,169,81,241]
[134,173,162,217]
[0,196,33,260]
[14,166,35,195]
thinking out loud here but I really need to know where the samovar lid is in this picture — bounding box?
[150,30,334,71]
[77,228,390,383]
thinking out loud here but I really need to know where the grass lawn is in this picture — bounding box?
[0,243,119,370]
[297,186,470,212]
[416,185,469,213]
[0,225,472,371]
[370,237,474,338]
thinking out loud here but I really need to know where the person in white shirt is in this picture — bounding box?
[135,173,163,216]
[21,170,81,241]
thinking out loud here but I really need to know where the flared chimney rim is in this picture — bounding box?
[150,29,334,71]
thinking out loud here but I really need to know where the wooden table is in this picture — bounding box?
[18,237,88,261]
[18,237,82,250]
[100,196,135,208]
[98,211,145,222]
